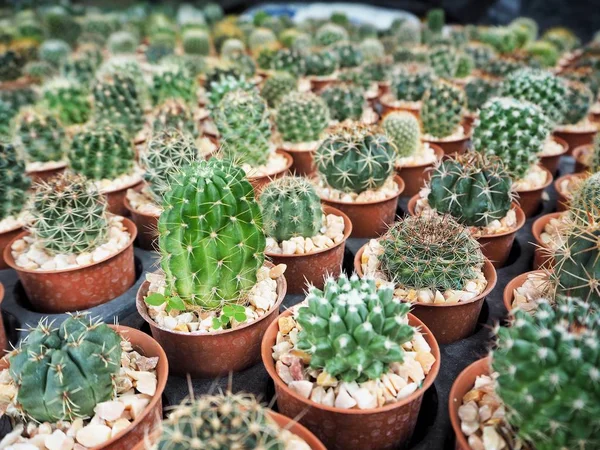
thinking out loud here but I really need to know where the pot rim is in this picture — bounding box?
[542,135,569,158]
[277,141,320,154]
[553,127,598,136]
[554,172,586,197]
[123,190,160,220]
[261,308,440,415]
[514,165,553,193]
[264,205,353,259]
[421,130,472,145]
[100,176,144,195]
[0,222,24,236]
[502,269,549,313]
[531,212,565,251]
[306,73,339,82]
[136,261,287,337]
[317,174,405,207]
[394,143,443,170]
[25,161,68,174]
[2,217,138,275]
[379,93,421,111]
[572,143,592,164]
[247,150,294,181]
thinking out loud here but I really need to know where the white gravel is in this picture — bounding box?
[93,166,144,194]
[0,211,30,234]
[126,187,162,216]
[510,271,554,313]
[243,151,289,178]
[395,142,437,168]
[423,125,466,142]
[513,164,548,191]
[554,118,597,133]
[539,137,566,156]
[266,214,345,255]
[313,176,400,203]
[26,160,67,173]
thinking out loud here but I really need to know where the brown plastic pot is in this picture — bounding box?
[3,218,137,313]
[104,179,144,217]
[354,246,497,344]
[502,270,547,313]
[378,81,391,97]
[422,133,471,156]
[319,175,405,238]
[539,136,568,176]
[278,142,318,177]
[461,113,477,136]
[531,212,562,270]
[406,196,526,268]
[0,283,7,353]
[591,111,600,126]
[515,166,553,218]
[573,144,592,173]
[0,225,23,270]
[249,150,293,194]
[136,262,287,378]
[266,206,352,294]
[552,129,597,156]
[26,163,66,184]
[379,93,420,118]
[308,75,337,93]
[123,193,158,251]
[262,309,440,450]
[449,357,491,450]
[395,143,443,197]
[554,173,585,212]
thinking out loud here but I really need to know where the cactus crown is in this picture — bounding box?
[42,77,91,125]
[427,153,514,227]
[303,48,339,77]
[359,38,385,62]
[0,141,30,221]
[150,64,197,106]
[275,91,330,143]
[15,107,67,163]
[382,111,421,158]
[296,274,414,383]
[561,80,593,126]
[93,73,145,136]
[391,64,435,102]
[465,43,497,69]
[270,48,306,78]
[152,98,199,138]
[320,83,366,122]
[29,173,110,254]
[428,45,459,79]
[9,314,121,423]
[260,71,297,108]
[363,59,392,83]
[315,23,349,46]
[182,28,210,56]
[314,123,395,194]
[332,42,364,69]
[206,74,254,110]
[38,39,71,67]
[465,76,500,113]
[491,298,600,450]
[380,215,485,291]
[421,79,466,139]
[158,159,266,309]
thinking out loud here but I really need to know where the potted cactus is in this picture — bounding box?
[312,123,405,237]
[262,273,440,450]
[0,313,168,450]
[354,214,497,343]
[573,132,600,173]
[274,91,330,176]
[4,173,137,312]
[553,79,598,152]
[260,71,297,108]
[136,158,287,378]
[320,82,376,125]
[379,63,434,117]
[41,77,91,126]
[337,66,381,109]
[463,75,499,134]
[150,63,198,107]
[304,47,340,92]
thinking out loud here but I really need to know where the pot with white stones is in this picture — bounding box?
[538,136,569,176]
[554,172,587,211]
[503,269,553,314]
[531,212,568,270]
[512,164,553,217]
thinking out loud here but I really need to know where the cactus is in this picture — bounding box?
[145,33,176,64]
[248,27,278,55]
[213,20,244,53]
[141,129,198,201]
[0,141,30,221]
[69,125,135,181]
[260,71,297,108]
[561,80,593,126]
[428,45,459,79]
[42,77,91,125]
[295,274,414,382]
[0,100,15,137]
[382,111,421,158]
[359,38,385,62]
[524,40,559,68]
[315,23,349,47]
[270,48,306,78]
[314,124,395,194]
[0,84,37,110]
[363,60,392,83]
[509,17,538,46]
[206,74,254,110]
[562,67,600,99]
[29,173,110,254]
[0,47,24,81]
[93,73,145,136]
[390,64,435,102]
[157,391,287,450]
[394,20,421,46]
[107,31,138,55]
[61,56,97,87]
[157,159,266,308]
[332,42,364,69]
[38,39,71,68]
[15,108,67,164]
[150,64,197,106]
[485,56,527,78]
[421,80,466,139]
[82,14,118,43]
[213,89,272,167]
[426,9,445,35]
[320,83,365,122]
[491,298,600,450]
[23,60,55,81]
[465,76,500,113]
[570,172,600,223]
[542,27,580,53]
[465,43,497,70]
[478,26,520,54]
[428,153,513,227]
[379,215,485,291]
[42,6,81,46]
[304,48,339,77]
[589,134,600,174]
[221,38,245,58]
[454,52,474,79]
[260,176,323,241]
[500,68,568,125]
[472,97,551,179]
[182,28,210,56]
[152,99,199,138]
[275,91,330,143]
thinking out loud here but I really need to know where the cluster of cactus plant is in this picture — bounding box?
[15,108,67,163]
[42,77,91,125]
[151,64,197,106]
[561,80,593,125]
[93,73,145,136]
[428,45,460,79]
[391,64,435,102]
[61,55,97,86]
[206,74,254,110]
[260,71,297,107]
[152,98,199,138]
[320,83,365,122]
[382,111,421,158]
[0,100,15,137]
[0,141,30,221]
[275,91,330,143]
[270,48,306,78]
[421,80,466,138]
[332,42,364,68]
[248,27,278,55]
[0,47,25,81]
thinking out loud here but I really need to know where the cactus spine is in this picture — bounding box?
[42,77,91,125]
[391,64,435,103]
[182,28,210,56]
[320,83,365,122]
[561,80,593,125]
[152,99,199,138]
[93,73,145,136]
[421,80,466,139]
[260,71,297,108]
[275,91,330,143]
[150,65,197,106]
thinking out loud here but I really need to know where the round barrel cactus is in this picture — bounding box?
[561,80,593,125]
[15,108,66,163]
[42,77,91,125]
[248,27,277,55]
[0,100,15,137]
[150,64,197,106]
[391,64,435,102]
[332,42,364,69]
[465,43,496,69]
[206,74,254,110]
[93,73,145,136]
[275,91,330,143]
[421,80,466,139]
[152,98,199,138]
[465,76,500,113]
[107,30,138,54]
[428,45,459,79]
[320,83,365,122]
[315,23,348,47]
[8,314,121,422]
[182,28,210,56]
[382,111,421,158]
[38,39,70,67]
[62,55,97,87]
[0,141,30,221]
[359,38,385,62]
[260,71,297,108]
[304,48,339,77]
[270,48,306,78]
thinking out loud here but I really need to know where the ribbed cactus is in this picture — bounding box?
[30,173,109,254]
[465,43,497,69]
[428,154,513,227]
[38,39,71,68]
[158,159,266,308]
[454,53,474,79]
[0,141,30,221]
[93,73,145,136]
[320,83,365,122]
[359,38,385,62]
[260,177,323,241]
[15,108,66,163]
[590,134,600,173]
[491,298,600,450]
[24,60,55,81]
[314,124,395,194]
[465,76,499,113]
[69,125,135,181]
[500,68,568,125]
[61,56,97,87]
[472,97,551,179]
[332,42,364,69]
[275,91,330,143]
[248,27,277,55]
[145,33,175,64]
[315,23,349,46]
[213,89,272,167]
[486,56,527,78]
[304,48,339,77]
[270,48,306,78]
[296,274,414,382]
[561,80,593,125]
[570,172,600,223]
[524,40,559,68]
[152,99,199,138]
[380,215,485,291]
[221,38,246,58]
[42,77,91,125]
[260,71,297,108]
[182,28,210,56]
[421,80,466,139]
[150,65,197,106]
[391,64,435,102]
[394,20,421,46]
[8,315,121,423]
[206,74,254,110]
[141,129,198,201]
[0,84,37,110]
[107,30,138,54]
[382,111,421,158]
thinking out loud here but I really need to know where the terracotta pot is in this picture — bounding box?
[0,283,7,353]
[395,144,443,197]
[319,175,405,238]
[308,75,337,93]
[378,81,391,97]
[248,150,293,194]
[554,173,584,212]
[123,195,158,251]
[502,270,547,313]
[3,218,137,313]
[0,225,23,270]
[422,133,471,156]
[531,212,562,270]
[449,357,491,450]
[379,93,420,119]
[136,262,287,378]
[104,180,144,217]
[552,129,597,156]
[572,144,592,173]
[590,111,600,126]
[461,113,477,136]
[278,142,318,177]
[515,166,553,218]
[262,309,440,450]
[354,247,497,344]
[266,206,352,294]
[0,325,167,450]
[26,164,66,184]
[539,136,569,176]
[406,196,526,268]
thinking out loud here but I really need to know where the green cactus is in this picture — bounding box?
[454,52,474,79]
[478,26,519,54]
[42,6,81,46]
[107,31,138,55]
[589,134,600,173]
[206,74,255,110]
[304,48,339,77]
[562,67,600,98]
[421,80,466,139]
[0,141,30,221]
[145,32,176,64]
[561,80,593,125]
[93,73,145,136]
[314,124,395,194]
[428,45,459,79]
[260,71,297,108]
[320,83,365,122]
[380,215,485,291]
[212,20,244,54]
[500,68,568,125]
[0,84,37,110]
[394,20,422,46]
[270,48,306,78]
[524,40,560,68]
[542,27,581,53]
[509,17,539,46]
[69,125,135,181]
[363,60,392,83]
[465,76,500,113]
[260,176,323,241]
[382,111,421,158]
[182,28,210,56]
[491,298,600,450]
[157,158,266,308]
[275,91,330,143]
[465,43,497,69]
[472,97,551,179]
[61,56,97,87]
[213,89,272,167]
[485,56,527,78]
[23,60,55,81]
[315,23,349,47]
[0,100,15,137]
[248,27,278,55]
[337,68,373,91]
[359,38,385,62]
[82,13,118,43]
[426,8,445,34]
[96,57,148,104]
[295,274,414,383]
[38,39,71,68]
[391,64,435,102]
[332,42,364,69]
[570,172,600,223]
[152,99,199,138]
[15,108,66,163]
[0,48,24,82]
[42,77,91,125]
[150,64,197,106]
[221,38,246,58]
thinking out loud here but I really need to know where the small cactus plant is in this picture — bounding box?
[390,64,435,103]
[428,45,459,79]
[315,23,349,47]
[206,74,254,110]
[42,77,91,125]
[421,80,466,139]
[248,27,278,55]
[38,39,71,68]
[0,141,30,221]
[15,108,66,163]
[150,64,197,106]
[570,172,600,223]
[363,59,392,83]
[382,111,421,158]
[332,42,364,69]
[62,55,98,87]
[465,43,497,69]
[260,71,297,108]
[320,83,366,122]
[561,80,593,126]
[0,100,15,137]
[359,38,385,62]
[107,30,138,54]
[464,76,500,113]
[275,91,330,143]
[93,73,145,136]
[270,48,306,78]
[182,28,210,56]
[304,48,339,78]
[151,98,199,138]
[0,47,24,82]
